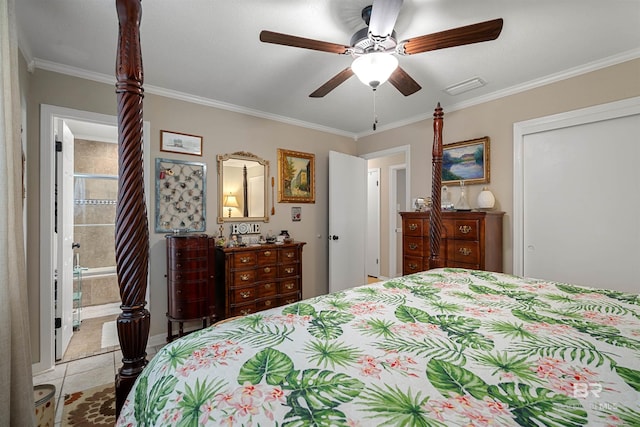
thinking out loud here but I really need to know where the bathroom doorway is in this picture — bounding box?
[36,105,152,373]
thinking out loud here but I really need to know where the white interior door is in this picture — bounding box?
[329,151,367,293]
[366,168,380,278]
[55,120,75,359]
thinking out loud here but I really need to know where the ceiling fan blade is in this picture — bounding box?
[388,66,421,96]
[260,30,350,54]
[369,0,404,39]
[400,18,503,55]
[309,68,354,98]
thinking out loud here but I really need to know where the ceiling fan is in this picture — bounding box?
[259,0,503,98]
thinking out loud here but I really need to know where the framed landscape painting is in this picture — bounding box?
[442,136,490,185]
[278,149,315,203]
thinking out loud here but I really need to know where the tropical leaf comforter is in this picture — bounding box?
[117,268,640,426]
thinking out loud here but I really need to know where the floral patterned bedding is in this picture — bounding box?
[117,268,640,426]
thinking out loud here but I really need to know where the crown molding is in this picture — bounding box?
[32,47,640,140]
[355,48,640,139]
[32,59,355,139]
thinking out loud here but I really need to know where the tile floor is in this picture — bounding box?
[33,344,164,426]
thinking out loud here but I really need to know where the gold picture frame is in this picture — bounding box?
[442,136,490,186]
[278,149,315,203]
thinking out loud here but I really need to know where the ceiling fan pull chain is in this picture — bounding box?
[372,88,378,131]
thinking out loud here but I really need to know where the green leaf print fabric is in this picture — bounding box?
[117,268,640,426]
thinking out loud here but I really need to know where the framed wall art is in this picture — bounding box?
[278,149,315,203]
[160,130,203,156]
[442,136,490,186]
[155,158,206,233]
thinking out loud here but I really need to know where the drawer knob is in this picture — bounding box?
[263,267,271,273]
[240,256,251,263]
[408,263,418,270]
[285,267,294,274]
[408,223,417,231]
[286,252,294,258]
[285,299,296,304]
[265,283,272,289]
[263,251,272,256]
[459,225,472,234]
[265,300,272,306]
[285,283,294,290]
[240,291,251,299]
[241,309,251,316]
[176,289,182,295]
[408,243,418,250]
[240,273,250,281]
[459,247,472,256]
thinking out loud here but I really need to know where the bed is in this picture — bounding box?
[112,1,640,425]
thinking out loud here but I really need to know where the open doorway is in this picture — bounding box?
[36,105,151,373]
[362,146,410,280]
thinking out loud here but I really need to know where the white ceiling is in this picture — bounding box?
[15,0,640,138]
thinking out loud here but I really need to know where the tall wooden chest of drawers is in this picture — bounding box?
[165,233,219,341]
[216,242,305,318]
[400,211,504,275]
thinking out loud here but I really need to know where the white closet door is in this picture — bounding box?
[521,111,640,293]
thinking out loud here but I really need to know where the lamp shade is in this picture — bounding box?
[224,194,239,208]
[351,53,398,88]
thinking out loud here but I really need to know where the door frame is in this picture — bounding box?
[366,168,381,278]
[513,96,640,276]
[388,163,407,278]
[361,145,411,279]
[36,105,151,373]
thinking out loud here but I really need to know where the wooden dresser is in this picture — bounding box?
[165,233,219,341]
[216,242,305,318]
[400,211,504,275]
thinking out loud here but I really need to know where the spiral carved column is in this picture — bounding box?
[114,0,150,416]
[429,103,445,269]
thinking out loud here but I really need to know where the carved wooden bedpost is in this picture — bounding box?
[429,103,445,268]
[115,0,149,416]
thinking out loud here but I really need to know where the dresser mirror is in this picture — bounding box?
[217,152,269,223]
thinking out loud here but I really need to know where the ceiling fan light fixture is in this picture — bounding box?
[351,52,398,89]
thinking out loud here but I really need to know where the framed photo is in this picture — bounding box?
[160,130,203,156]
[155,158,206,233]
[278,149,315,203]
[442,136,490,185]
[291,206,301,222]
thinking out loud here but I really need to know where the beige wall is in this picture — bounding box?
[356,58,640,273]
[24,69,355,362]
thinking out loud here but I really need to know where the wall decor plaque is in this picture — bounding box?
[155,158,206,233]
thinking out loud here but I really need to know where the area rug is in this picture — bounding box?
[62,383,115,426]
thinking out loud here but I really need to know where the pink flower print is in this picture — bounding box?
[485,399,509,416]
[347,419,362,427]
[200,402,214,424]
[214,392,233,408]
[221,414,236,427]
[240,383,264,399]
[266,387,285,403]
[232,396,259,417]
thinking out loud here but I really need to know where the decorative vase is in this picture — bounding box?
[477,187,495,209]
[455,181,471,211]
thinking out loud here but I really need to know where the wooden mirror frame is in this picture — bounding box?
[217,151,270,223]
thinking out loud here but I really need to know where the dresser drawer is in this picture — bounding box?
[279,278,299,294]
[168,280,208,300]
[404,236,426,257]
[257,297,278,311]
[258,265,277,281]
[257,248,278,265]
[258,281,278,298]
[168,257,207,271]
[232,269,257,285]
[448,240,480,264]
[168,297,208,320]
[232,252,257,268]
[278,293,300,307]
[403,256,426,274]
[166,267,208,283]
[452,220,480,240]
[403,218,424,236]
[231,286,257,304]
[279,263,299,277]
[278,248,299,263]
[229,302,257,317]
